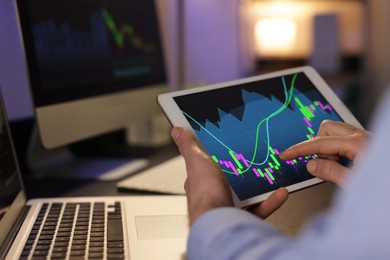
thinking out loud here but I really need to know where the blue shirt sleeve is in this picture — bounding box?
[187,89,390,260]
[187,207,293,260]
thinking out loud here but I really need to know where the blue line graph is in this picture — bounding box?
[181,74,294,172]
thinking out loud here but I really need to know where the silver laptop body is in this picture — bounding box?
[0,89,188,260]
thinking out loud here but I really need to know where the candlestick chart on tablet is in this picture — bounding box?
[173,72,343,200]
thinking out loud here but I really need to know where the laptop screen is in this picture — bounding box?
[0,89,25,251]
[0,105,22,221]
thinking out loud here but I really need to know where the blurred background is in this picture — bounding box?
[0,0,389,132]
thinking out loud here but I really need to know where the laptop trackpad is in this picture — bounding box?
[135,215,189,239]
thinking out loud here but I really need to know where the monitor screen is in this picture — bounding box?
[16,0,168,149]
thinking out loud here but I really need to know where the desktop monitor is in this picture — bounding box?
[15,0,169,179]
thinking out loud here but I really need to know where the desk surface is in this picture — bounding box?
[22,143,180,199]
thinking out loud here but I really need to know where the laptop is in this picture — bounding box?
[0,89,189,259]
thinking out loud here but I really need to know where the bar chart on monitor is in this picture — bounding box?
[30,0,164,92]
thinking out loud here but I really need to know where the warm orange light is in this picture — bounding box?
[255,18,297,57]
[250,0,365,58]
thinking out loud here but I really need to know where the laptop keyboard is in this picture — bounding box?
[20,201,125,259]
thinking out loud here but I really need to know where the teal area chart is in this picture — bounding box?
[173,72,343,200]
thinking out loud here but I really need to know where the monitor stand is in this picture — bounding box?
[26,125,168,181]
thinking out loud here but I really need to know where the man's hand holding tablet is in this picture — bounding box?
[158,66,363,208]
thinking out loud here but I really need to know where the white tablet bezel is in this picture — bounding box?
[157,66,363,208]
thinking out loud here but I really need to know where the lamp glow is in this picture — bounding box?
[255,18,297,56]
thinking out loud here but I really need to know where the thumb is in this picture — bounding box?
[171,126,200,160]
[306,159,349,186]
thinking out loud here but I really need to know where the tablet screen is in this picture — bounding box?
[173,72,343,201]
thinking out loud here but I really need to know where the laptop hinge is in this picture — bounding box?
[0,205,31,259]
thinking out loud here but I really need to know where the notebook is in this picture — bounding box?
[0,89,189,260]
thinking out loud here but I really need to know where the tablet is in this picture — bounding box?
[157,66,362,208]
